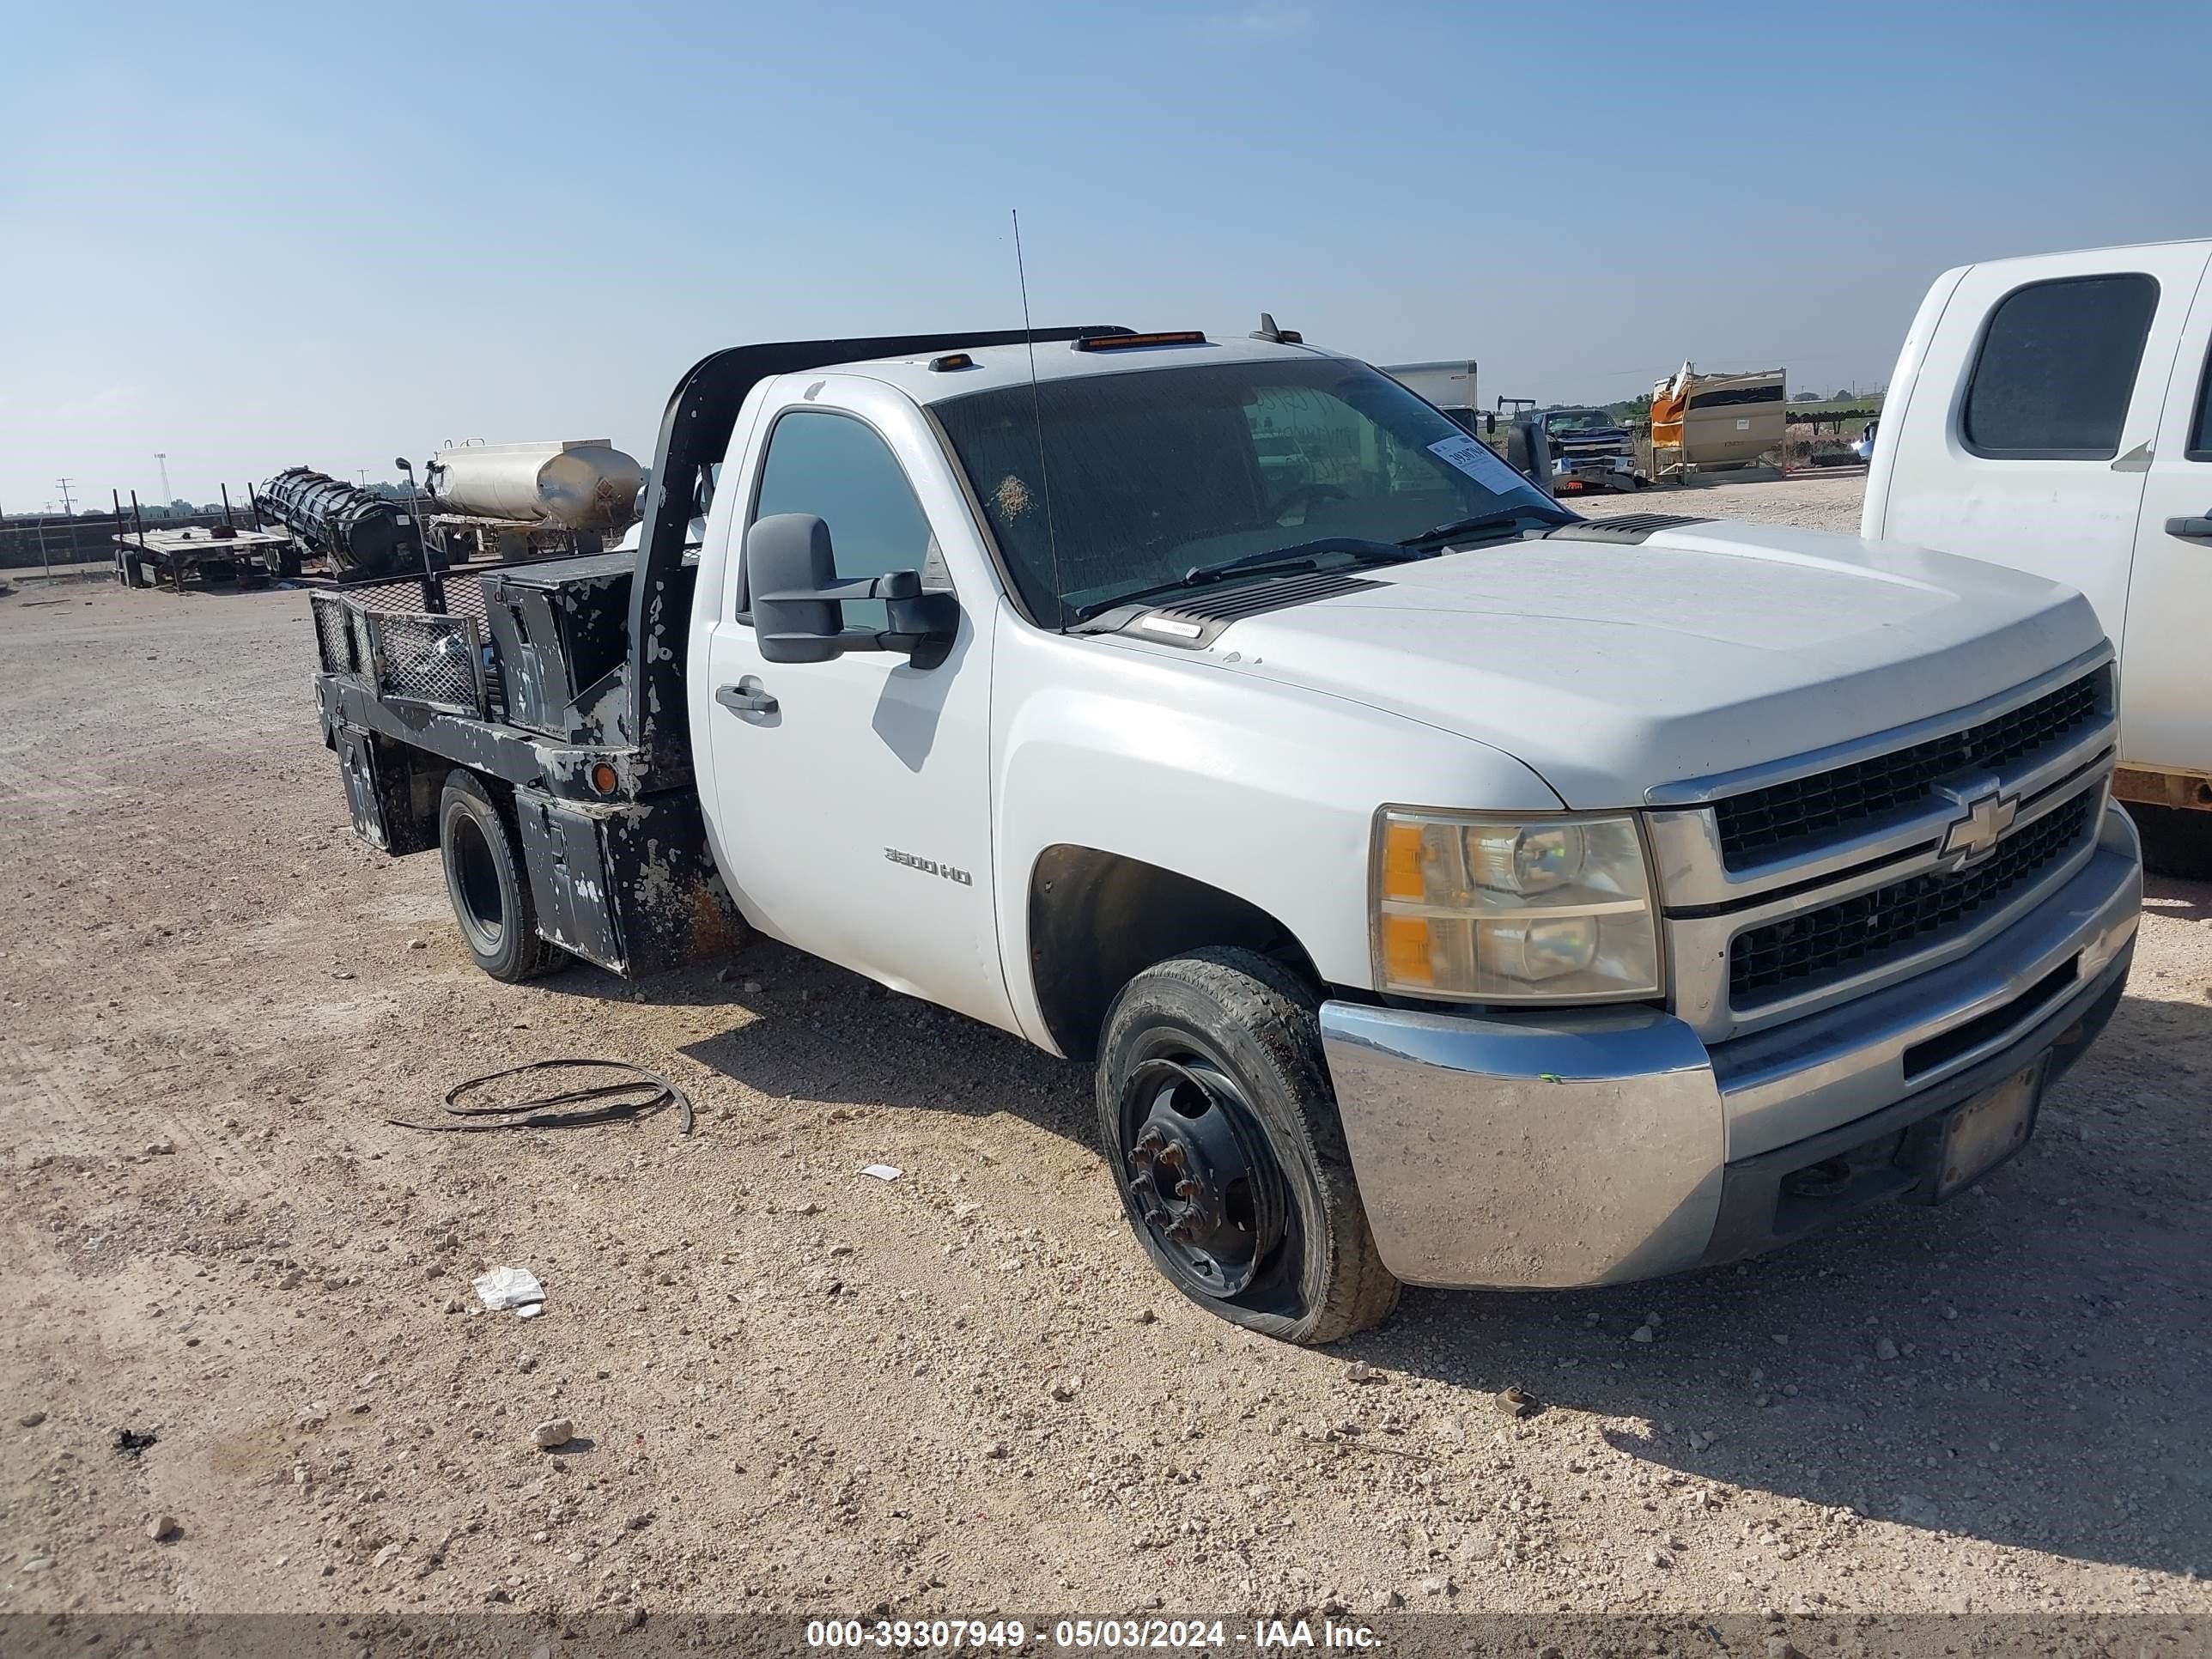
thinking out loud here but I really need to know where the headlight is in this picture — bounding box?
[1371,808,1662,1002]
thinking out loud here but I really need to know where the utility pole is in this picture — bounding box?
[56,478,77,565]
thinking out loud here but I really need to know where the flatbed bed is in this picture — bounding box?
[115,526,299,589]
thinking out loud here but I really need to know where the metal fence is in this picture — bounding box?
[5,513,169,572]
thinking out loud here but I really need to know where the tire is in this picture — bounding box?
[2133,803,2212,883]
[437,769,570,982]
[1095,947,1400,1345]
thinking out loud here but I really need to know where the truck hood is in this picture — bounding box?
[1190,520,2104,806]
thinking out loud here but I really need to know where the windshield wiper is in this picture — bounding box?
[1071,538,1417,622]
[1398,503,1576,551]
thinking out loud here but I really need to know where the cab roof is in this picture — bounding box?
[800,331,1333,406]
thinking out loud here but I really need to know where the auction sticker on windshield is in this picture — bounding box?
[1428,432,1504,479]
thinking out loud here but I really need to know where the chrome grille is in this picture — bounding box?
[1712,670,2103,868]
[1729,789,2097,1006]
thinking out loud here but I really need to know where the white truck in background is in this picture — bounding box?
[1866,237,2212,877]
[1381,360,1480,432]
[311,320,2141,1344]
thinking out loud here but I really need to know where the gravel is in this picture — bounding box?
[1,489,2207,1622]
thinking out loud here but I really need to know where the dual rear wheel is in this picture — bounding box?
[436,770,570,983]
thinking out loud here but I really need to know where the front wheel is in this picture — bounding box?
[1096,948,1400,1345]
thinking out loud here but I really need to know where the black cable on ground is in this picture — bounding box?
[388,1059,693,1135]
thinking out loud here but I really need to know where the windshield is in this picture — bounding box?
[1544,409,1618,433]
[932,356,1556,624]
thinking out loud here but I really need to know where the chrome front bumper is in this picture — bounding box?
[1318,805,2142,1290]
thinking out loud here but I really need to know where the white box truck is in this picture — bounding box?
[1381,360,1480,431]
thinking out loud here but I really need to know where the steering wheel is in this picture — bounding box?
[1267,481,1346,522]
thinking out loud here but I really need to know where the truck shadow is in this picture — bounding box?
[647,936,2210,1579]
[2142,870,2212,923]
[658,938,1094,1142]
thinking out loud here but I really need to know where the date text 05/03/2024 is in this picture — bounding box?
[804,1619,1382,1650]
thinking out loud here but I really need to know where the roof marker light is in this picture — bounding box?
[1071,331,1208,352]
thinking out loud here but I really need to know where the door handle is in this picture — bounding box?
[715,678,779,716]
[2166,514,2212,541]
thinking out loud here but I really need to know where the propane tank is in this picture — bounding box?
[423,440,645,533]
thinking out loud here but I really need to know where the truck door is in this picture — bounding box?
[2121,254,2212,788]
[1879,245,2209,653]
[701,383,1013,1030]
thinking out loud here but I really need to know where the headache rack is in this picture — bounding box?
[311,587,488,720]
[308,324,1130,979]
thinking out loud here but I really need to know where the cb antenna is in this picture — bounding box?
[1012,209,1066,628]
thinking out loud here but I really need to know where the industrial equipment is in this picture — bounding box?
[256,468,426,580]
[1649,363,1787,477]
[422,440,645,562]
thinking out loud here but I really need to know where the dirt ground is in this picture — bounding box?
[3,477,2209,1631]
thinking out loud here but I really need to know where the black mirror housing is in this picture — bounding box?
[1503,419,1556,497]
[748,514,843,663]
[747,513,960,665]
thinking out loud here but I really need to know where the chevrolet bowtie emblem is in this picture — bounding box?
[1939,787,2019,868]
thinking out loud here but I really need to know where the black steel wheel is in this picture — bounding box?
[437,770,570,982]
[1120,1053,1288,1299]
[1096,948,1399,1345]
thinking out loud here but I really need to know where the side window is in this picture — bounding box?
[746,410,939,631]
[2190,342,2212,462]
[1961,274,2160,459]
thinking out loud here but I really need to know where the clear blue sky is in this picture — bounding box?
[4,0,2208,512]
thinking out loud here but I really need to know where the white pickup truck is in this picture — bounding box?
[312,322,2141,1343]
[1866,236,2212,878]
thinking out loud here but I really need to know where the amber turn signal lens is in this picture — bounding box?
[1381,915,1435,986]
[1381,821,1426,902]
[589,762,619,795]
